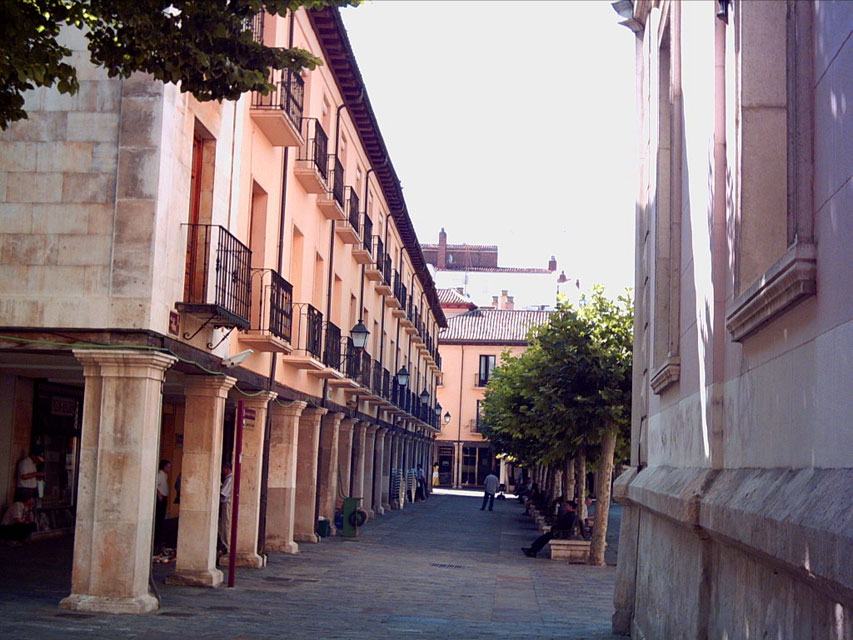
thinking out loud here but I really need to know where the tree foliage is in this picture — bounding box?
[0,0,359,129]
[480,286,633,468]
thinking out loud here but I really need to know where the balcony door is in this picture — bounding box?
[478,355,496,387]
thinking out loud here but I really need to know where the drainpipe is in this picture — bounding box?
[455,344,465,488]
[258,8,295,555]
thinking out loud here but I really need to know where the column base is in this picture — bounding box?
[166,568,223,588]
[60,592,159,615]
[265,539,299,554]
[365,508,375,520]
[294,533,319,544]
[233,552,267,568]
[381,502,391,512]
[374,506,385,516]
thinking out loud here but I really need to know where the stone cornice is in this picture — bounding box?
[726,242,817,341]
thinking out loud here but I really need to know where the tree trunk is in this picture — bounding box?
[564,457,576,502]
[577,445,587,520]
[589,428,617,566]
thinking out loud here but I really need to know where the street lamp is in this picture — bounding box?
[434,403,442,417]
[443,411,451,425]
[350,320,370,349]
[419,389,430,404]
[396,366,409,387]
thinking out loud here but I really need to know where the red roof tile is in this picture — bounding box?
[436,288,477,308]
[439,309,552,344]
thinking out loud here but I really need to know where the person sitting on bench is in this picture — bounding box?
[521,499,577,557]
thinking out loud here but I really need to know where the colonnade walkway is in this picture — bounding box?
[0,493,623,639]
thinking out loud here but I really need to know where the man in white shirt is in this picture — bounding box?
[480,470,500,512]
[154,459,171,554]
[16,453,44,501]
[218,464,233,555]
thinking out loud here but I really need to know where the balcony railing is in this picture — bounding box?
[181,224,251,329]
[382,368,391,400]
[298,119,328,180]
[357,350,372,388]
[344,337,361,379]
[475,372,491,387]
[287,303,323,359]
[435,350,442,371]
[372,360,383,396]
[393,270,407,309]
[329,156,344,208]
[345,187,360,231]
[249,268,293,342]
[249,9,264,43]
[323,321,342,370]
[361,216,373,253]
[381,254,392,287]
[251,67,304,131]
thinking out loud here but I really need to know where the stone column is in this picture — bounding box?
[61,350,176,614]
[350,422,368,509]
[168,375,236,588]
[391,433,404,510]
[265,401,306,554]
[362,425,378,519]
[294,407,326,544]
[316,412,343,534]
[372,428,387,515]
[337,418,356,498]
[233,391,276,568]
[381,430,392,512]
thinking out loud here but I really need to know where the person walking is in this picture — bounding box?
[480,470,499,511]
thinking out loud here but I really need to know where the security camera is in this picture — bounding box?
[221,349,254,368]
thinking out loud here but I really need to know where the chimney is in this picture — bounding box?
[438,228,447,269]
[548,255,557,272]
[505,295,514,310]
[491,295,499,309]
[499,290,510,310]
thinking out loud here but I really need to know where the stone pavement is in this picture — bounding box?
[0,493,623,639]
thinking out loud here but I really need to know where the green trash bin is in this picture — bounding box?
[340,497,366,537]
[316,517,331,538]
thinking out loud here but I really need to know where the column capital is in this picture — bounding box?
[73,348,177,381]
[321,411,344,428]
[339,417,358,432]
[300,406,328,425]
[241,390,278,409]
[375,427,388,437]
[270,399,307,418]
[365,423,380,435]
[182,374,238,398]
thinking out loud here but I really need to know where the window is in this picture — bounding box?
[649,6,681,395]
[474,400,483,433]
[477,355,496,387]
[725,0,816,341]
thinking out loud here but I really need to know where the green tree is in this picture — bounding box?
[480,287,632,565]
[0,0,358,129]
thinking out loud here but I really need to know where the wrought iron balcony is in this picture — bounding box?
[336,187,361,244]
[382,368,391,400]
[249,9,264,43]
[393,271,407,311]
[322,321,342,371]
[250,67,304,146]
[294,119,328,194]
[361,215,373,252]
[318,155,345,220]
[364,234,383,280]
[281,303,324,368]
[240,269,293,352]
[372,360,383,396]
[357,350,372,388]
[344,337,361,380]
[179,224,251,332]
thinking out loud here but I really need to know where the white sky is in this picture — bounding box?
[341,0,637,298]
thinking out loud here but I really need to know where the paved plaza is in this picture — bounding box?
[0,493,622,639]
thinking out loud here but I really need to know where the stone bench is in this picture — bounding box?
[548,538,591,563]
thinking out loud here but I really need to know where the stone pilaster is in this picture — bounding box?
[316,412,343,534]
[167,375,236,588]
[61,349,176,614]
[336,418,356,498]
[294,407,326,544]
[372,428,387,515]
[362,425,378,519]
[381,430,392,512]
[350,421,368,508]
[265,401,306,554]
[232,391,276,568]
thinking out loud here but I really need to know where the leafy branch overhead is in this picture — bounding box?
[0,0,360,129]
